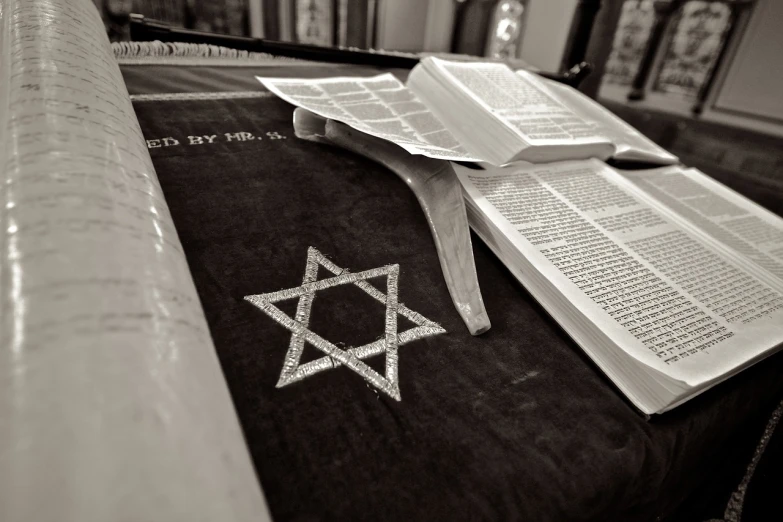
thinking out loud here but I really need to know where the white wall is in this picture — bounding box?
[375,0,577,65]
[713,0,783,123]
[375,0,429,51]
[518,0,578,72]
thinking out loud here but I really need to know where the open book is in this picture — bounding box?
[257,56,678,166]
[457,159,783,414]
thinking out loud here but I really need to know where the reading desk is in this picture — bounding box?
[119,54,783,521]
[1,1,781,519]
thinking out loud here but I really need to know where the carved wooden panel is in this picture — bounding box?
[603,0,656,85]
[653,0,732,98]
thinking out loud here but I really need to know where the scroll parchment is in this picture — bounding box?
[0,1,269,520]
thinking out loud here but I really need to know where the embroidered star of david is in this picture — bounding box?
[244,247,446,400]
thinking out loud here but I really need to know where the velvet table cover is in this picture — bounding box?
[121,60,783,522]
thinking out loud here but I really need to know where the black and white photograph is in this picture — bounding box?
[2,0,782,520]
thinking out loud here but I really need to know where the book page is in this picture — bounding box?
[543,79,679,165]
[257,74,479,161]
[455,160,783,384]
[623,167,783,282]
[430,58,609,145]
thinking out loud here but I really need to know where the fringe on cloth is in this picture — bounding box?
[111,41,533,69]
[705,398,783,522]
[111,40,301,64]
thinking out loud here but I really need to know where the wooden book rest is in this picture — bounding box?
[293,108,491,336]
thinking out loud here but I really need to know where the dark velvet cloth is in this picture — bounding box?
[124,64,783,521]
[120,62,408,94]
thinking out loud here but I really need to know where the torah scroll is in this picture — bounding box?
[0,1,269,520]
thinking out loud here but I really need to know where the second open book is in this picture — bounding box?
[258,56,678,166]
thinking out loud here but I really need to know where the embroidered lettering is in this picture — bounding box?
[188,135,218,145]
[225,131,255,142]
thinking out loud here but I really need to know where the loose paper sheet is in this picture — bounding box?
[258,73,480,161]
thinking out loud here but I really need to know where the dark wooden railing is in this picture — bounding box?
[561,0,604,70]
[627,0,683,100]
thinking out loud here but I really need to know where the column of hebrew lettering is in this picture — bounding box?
[0,1,269,520]
[626,168,783,280]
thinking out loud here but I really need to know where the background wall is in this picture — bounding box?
[712,0,783,124]
[375,0,429,52]
[518,0,578,71]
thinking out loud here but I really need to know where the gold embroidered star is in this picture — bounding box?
[245,247,446,400]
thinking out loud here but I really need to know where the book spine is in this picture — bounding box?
[336,0,348,47]
[345,0,369,48]
[261,0,280,39]
[423,0,455,52]
[373,0,428,52]
[248,0,265,37]
[366,0,377,48]
[278,0,293,41]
